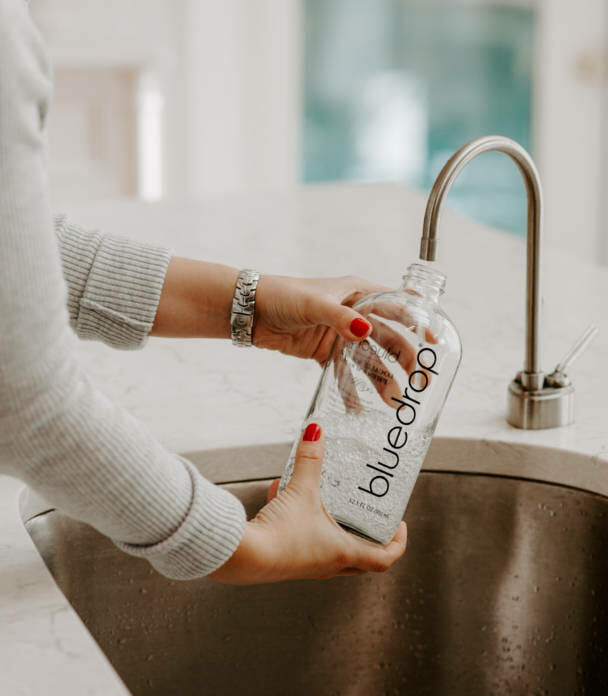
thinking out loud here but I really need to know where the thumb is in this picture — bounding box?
[290,422,324,490]
[307,296,372,342]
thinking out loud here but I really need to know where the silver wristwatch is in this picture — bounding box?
[230,269,260,347]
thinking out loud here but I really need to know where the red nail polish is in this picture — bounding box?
[350,317,371,338]
[303,423,322,442]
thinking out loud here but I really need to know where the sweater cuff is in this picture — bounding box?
[114,458,247,580]
[54,214,171,349]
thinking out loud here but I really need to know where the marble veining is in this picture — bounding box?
[1,184,607,695]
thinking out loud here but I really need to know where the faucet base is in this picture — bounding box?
[507,381,575,430]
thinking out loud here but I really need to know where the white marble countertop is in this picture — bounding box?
[1,184,607,695]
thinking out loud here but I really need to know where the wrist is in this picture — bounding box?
[230,268,260,347]
[209,521,275,585]
[152,257,239,338]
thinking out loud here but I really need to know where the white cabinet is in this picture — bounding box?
[30,0,187,203]
[535,0,607,264]
[47,66,138,199]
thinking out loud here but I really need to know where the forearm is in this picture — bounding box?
[2,351,246,579]
[151,257,239,339]
[55,214,171,349]
[55,221,239,343]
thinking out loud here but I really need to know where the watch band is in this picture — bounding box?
[230,269,260,347]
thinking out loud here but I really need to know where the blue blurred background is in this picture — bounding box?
[303,1,534,236]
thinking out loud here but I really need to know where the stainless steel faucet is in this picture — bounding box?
[419,135,594,429]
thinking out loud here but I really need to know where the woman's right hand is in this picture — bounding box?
[209,424,407,585]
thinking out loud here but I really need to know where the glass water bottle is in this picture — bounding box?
[278,263,462,544]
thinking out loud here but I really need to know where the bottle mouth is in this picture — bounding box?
[402,262,447,294]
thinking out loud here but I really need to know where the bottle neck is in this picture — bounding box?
[401,262,446,302]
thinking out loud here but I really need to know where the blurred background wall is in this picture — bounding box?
[31,0,607,265]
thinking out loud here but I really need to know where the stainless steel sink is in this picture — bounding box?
[24,442,608,696]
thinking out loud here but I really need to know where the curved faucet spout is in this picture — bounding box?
[419,135,543,391]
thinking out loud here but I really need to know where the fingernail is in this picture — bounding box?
[350,317,371,338]
[303,423,322,442]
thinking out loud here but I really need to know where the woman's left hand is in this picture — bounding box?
[253,274,387,365]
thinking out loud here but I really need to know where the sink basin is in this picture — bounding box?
[24,441,608,696]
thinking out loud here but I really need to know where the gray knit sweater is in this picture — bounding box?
[0,0,246,580]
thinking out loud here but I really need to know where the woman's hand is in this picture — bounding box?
[253,274,388,365]
[151,259,387,364]
[209,424,407,585]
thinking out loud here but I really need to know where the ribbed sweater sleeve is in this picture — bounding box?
[54,213,171,349]
[0,0,246,580]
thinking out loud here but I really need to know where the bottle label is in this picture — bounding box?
[356,346,438,500]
